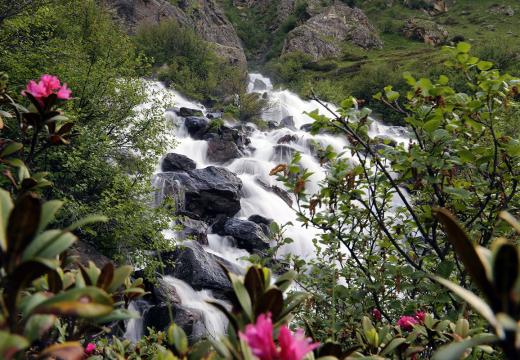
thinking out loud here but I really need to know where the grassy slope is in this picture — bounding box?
[225,0,520,123]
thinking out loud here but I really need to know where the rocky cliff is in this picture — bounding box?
[104,0,247,71]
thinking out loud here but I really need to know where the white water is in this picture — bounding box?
[125,73,408,342]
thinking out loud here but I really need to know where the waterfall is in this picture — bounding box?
[125,73,408,343]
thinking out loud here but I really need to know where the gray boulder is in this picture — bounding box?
[143,303,205,343]
[207,138,244,163]
[280,116,296,130]
[185,117,209,139]
[213,217,270,253]
[283,4,382,61]
[271,144,297,162]
[158,166,243,219]
[177,216,209,245]
[161,153,196,172]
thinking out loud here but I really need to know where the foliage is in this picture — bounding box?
[237,93,271,123]
[271,43,519,358]
[134,19,244,101]
[0,74,144,359]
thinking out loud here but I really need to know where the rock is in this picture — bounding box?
[283,4,382,61]
[277,134,298,144]
[373,135,397,148]
[268,121,278,130]
[271,144,297,162]
[152,277,182,304]
[143,303,205,343]
[161,153,197,172]
[403,0,448,14]
[207,138,244,163]
[248,214,273,225]
[300,123,313,132]
[177,216,209,245]
[161,242,235,299]
[158,166,243,219]
[490,4,515,17]
[179,107,204,117]
[67,240,111,269]
[206,112,223,119]
[184,117,209,139]
[253,78,268,91]
[213,217,270,253]
[255,177,293,207]
[280,116,296,130]
[402,18,448,46]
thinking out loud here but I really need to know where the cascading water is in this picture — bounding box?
[125,73,408,342]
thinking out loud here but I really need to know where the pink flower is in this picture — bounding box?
[397,316,418,331]
[23,74,72,107]
[85,343,96,354]
[415,311,426,323]
[278,326,319,360]
[240,313,319,360]
[240,313,278,360]
[372,308,382,321]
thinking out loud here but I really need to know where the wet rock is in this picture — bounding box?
[248,214,273,225]
[280,116,296,130]
[300,123,313,132]
[277,134,298,144]
[143,303,205,343]
[161,242,235,299]
[179,107,204,117]
[255,177,293,207]
[152,277,182,304]
[283,4,382,61]
[185,117,209,139]
[161,153,196,172]
[213,217,270,253]
[253,78,268,91]
[206,112,223,119]
[402,18,448,46]
[158,166,242,219]
[268,121,278,130]
[177,216,209,245]
[271,144,297,162]
[207,138,244,163]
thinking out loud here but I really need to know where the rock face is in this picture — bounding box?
[104,0,246,70]
[283,4,382,60]
[158,166,243,219]
[161,242,234,299]
[213,217,270,253]
[207,138,244,163]
[161,153,196,172]
[402,18,448,46]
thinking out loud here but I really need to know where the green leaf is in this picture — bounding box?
[93,309,139,324]
[65,215,108,232]
[0,142,23,158]
[456,42,471,53]
[37,200,63,233]
[477,61,493,71]
[107,265,133,293]
[432,334,498,360]
[24,315,56,342]
[0,331,30,360]
[168,323,188,355]
[230,273,253,321]
[381,337,407,356]
[7,192,41,257]
[0,189,13,252]
[22,230,77,261]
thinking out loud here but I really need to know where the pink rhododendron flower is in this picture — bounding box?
[415,311,426,323]
[278,326,319,360]
[240,313,278,360]
[397,316,418,331]
[240,313,319,360]
[372,308,382,321]
[85,343,96,354]
[23,74,72,106]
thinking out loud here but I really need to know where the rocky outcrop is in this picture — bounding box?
[283,4,382,61]
[158,166,243,219]
[161,242,235,299]
[402,18,448,46]
[161,153,196,172]
[104,0,246,70]
[213,217,270,253]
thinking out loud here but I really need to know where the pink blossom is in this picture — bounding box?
[415,311,426,323]
[372,308,382,321]
[240,313,278,360]
[397,316,418,331]
[278,326,319,360]
[240,313,319,360]
[85,343,96,354]
[23,74,72,106]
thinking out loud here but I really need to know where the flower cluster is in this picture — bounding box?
[397,310,426,331]
[23,74,71,107]
[240,313,319,360]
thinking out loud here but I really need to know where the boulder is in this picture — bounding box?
[161,242,235,299]
[184,116,209,139]
[277,134,298,144]
[207,138,244,163]
[402,18,448,46]
[271,144,297,162]
[253,78,268,91]
[152,277,182,304]
[179,107,204,117]
[280,116,296,130]
[255,177,293,207]
[213,217,270,253]
[177,216,209,245]
[161,153,196,172]
[283,4,382,61]
[158,166,243,219]
[67,240,111,269]
[143,303,205,343]
[248,214,273,225]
